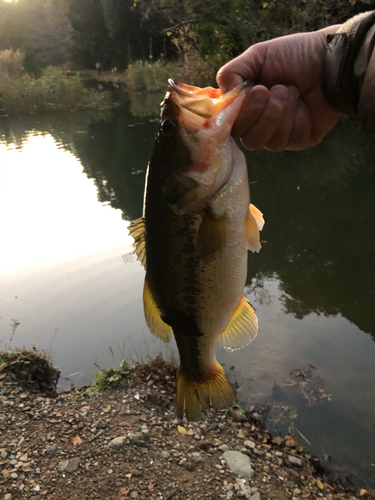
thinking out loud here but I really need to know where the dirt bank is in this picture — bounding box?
[0,357,368,500]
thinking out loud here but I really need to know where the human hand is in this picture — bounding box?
[217,28,342,151]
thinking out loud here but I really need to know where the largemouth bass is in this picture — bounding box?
[128,79,264,420]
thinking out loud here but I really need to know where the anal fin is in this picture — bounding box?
[176,362,235,421]
[220,296,258,351]
[128,217,146,268]
[143,276,172,343]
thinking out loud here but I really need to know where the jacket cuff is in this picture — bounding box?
[322,10,375,123]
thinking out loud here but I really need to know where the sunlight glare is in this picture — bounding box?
[0,134,133,275]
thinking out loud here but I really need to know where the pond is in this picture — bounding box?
[1,97,375,488]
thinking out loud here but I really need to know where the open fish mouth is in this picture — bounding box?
[167,78,253,121]
[168,78,253,99]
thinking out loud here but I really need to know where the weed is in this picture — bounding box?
[93,359,130,391]
[7,318,20,350]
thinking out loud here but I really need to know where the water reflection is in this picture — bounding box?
[2,103,375,487]
[56,107,375,343]
[244,122,375,341]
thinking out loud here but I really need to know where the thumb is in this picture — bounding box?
[217,44,266,94]
[216,65,244,94]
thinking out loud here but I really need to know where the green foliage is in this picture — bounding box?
[125,54,216,93]
[93,359,130,391]
[0,66,111,115]
[137,0,374,65]
[125,60,175,92]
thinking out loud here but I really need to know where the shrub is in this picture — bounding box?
[0,348,60,393]
[125,59,176,92]
[125,51,217,94]
[0,66,111,115]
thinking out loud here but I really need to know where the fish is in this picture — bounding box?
[128,79,264,420]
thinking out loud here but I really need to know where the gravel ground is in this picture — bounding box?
[0,357,367,500]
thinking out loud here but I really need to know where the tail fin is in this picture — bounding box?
[176,363,236,421]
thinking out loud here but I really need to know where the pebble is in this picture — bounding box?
[244,440,255,450]
[161,451,170,459]
[288,455,302,467]
[58,460,70,473]
[46,444,57,455]
[130,492,138,499]
[250,493,261,500]
[219,444,230,452]
[191,452,203,463]
[185,461,194,471]
[178,458,187,466]
[65,457,81,473]
[4,494,12,500]
[223,451,254,477]
[198,440,210,452]
[241,448,252,457]
[293,488,301,495]
[109,436,126,448]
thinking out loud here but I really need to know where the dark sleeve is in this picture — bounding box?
[322,10,375,134]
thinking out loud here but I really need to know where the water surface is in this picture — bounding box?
[1,103,375,487]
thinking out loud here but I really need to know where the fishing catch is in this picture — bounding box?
[128,79,264,420]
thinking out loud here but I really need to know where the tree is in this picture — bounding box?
[66,0,113,69]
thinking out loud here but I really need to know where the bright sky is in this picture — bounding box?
[0,134,133,275]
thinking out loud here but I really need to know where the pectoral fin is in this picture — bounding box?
[220,296,258,351]
[143,276,172,343]
[246,209,261,253]
[198,211,227,262]
[128,217,146,268]
[250,204,265,231]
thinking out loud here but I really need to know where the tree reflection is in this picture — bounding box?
[244,119,375,339]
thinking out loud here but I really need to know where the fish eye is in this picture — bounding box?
[161,118,175,136]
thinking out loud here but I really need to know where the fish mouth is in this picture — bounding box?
[168,79,197,97]
[167,78,252,121]
[168,78,253,97]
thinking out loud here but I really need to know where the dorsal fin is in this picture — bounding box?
[143,276,172,343]
[219,296,258,351]
[128,217,146,268]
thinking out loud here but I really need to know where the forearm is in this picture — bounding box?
[322,10,375,134]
